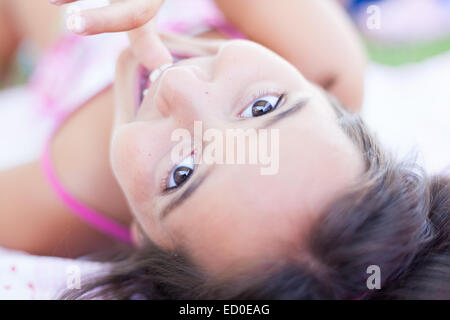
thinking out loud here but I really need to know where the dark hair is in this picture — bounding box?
[61,97,450,300]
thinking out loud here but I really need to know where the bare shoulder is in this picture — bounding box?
[0,87,132,257]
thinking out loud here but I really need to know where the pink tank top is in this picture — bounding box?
[34,0,243,244]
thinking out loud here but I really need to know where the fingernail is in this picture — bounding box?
[66,5,81,16]
[66,13,86,34]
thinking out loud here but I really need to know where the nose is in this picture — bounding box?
[153,60,214,122]
[152,40,252,123]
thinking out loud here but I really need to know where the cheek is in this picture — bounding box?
[110,124,155,206]
[166,170,306,275]
[110,125,166,242]
[110,122,183,247]
[277,124,363,215]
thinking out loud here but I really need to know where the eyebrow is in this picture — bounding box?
[261,96,310,129]
[159,167,212,219]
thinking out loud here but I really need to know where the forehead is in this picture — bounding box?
[165,96,364,274]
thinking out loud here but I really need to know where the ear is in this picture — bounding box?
[130,220,144,248]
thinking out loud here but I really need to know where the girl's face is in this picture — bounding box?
[111,39,363,275]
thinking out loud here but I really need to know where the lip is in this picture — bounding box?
[114,49,142,125]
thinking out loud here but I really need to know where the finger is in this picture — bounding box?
[128,20,173,70]
[159,32,226,57]
[66,0,163,35]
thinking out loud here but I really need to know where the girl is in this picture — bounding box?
[1,0,448,299]
[1,0,366,257]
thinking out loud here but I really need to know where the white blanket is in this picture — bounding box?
[361,51,450,175]
[0,247,104,299]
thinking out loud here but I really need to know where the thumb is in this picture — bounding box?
[128,20,172,70]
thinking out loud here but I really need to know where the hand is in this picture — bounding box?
[50,0,172,69]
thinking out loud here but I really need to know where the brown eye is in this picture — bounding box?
[252,100,275,117]
[239,95,282,118]
[172,167,193,186]
[166,155,195,190]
